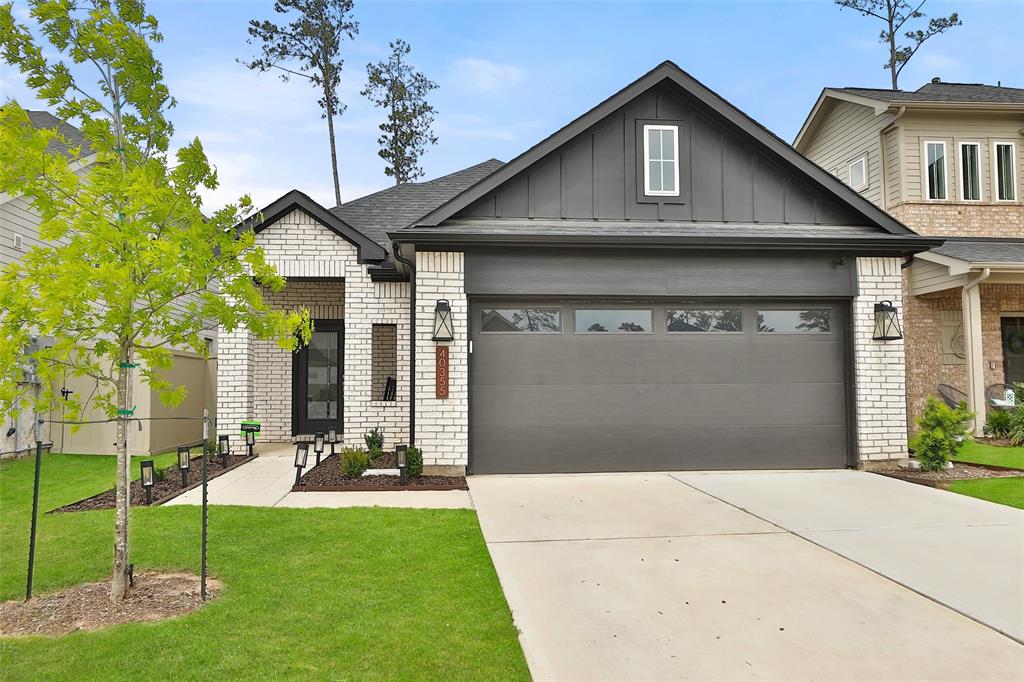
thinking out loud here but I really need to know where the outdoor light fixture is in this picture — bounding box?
[218,434,230,467]
[177,446,191,487]
[294,442,309,486]
[432,299,454,342]
[140,459,155,505]
[872,300,903,341]
[244,429,256,457]
[328,428,337,457]
[314,431,325,466]
[396,444,408,486]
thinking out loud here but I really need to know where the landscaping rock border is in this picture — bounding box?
[293,453,468,492]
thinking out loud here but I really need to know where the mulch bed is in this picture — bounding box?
[294,453,467,491]
[868,459,1024,488]
[52,453,256,513]
[0,571,220,637]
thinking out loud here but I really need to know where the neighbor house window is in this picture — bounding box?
[994,142,1017,201]
[925,141,947,200]
[481,308,562,333]
[847,156,867,190]
[575,309,653,333]
[643,125,679,196]
[958,142,981,201]
[757,309,832,334]
[666,308,743,333]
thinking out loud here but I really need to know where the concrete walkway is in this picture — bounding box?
[674,469,1024,642]
[470,472,1024,681]
[165,445,471,509]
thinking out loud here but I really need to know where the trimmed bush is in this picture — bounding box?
[984,409,1013,439]
[915,397,973,471]
[406,446,423,478]
[364,428,384,459]
[341,447,370,478]
[1009,405,1024,447]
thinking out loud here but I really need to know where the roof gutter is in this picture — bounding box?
[391,241,416,447]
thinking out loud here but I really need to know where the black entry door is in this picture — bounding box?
[293,320,343,436]
[1002,316,1024,385]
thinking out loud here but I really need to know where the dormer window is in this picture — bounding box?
[643,124,679,196]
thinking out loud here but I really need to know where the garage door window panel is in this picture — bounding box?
[575,309,653,334]
[481,308,562,333]
[666,308,743,333]
[757,309,832,334]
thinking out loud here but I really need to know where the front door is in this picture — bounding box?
[1002,316,1024,385]
[293,320,343,436]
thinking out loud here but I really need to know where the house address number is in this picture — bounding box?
[436,345,449,399]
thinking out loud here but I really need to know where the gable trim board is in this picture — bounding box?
[240,189,387,263]
[412,62,915,236]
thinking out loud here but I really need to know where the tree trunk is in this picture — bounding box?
[326,101,342,206]
[110,345,132,601]
[887,2,898,90]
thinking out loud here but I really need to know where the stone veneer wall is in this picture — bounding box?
[903,281,1024,428]
[888,202,1023,238]
[217,208,409,450]
[414,251,468,471]
[854,257,908,460]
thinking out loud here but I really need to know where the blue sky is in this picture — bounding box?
[2,0,1020,210]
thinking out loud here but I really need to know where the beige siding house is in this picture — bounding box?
[1,111,216,457]
[797,80,1024,433]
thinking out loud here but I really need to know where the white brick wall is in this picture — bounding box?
[853,257,908,461]
[414,251,468,468]
[217,208,409,450]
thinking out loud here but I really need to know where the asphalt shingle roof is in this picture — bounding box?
[931,238,1024,264]
[834,82,1024,105]
[329,158,504,252]
[26,110,91,156]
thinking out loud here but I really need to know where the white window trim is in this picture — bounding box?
[957,141,983,202]
[642,124,680,197]
[847,156,868,191]
[992,141,1018,203]
[923,140,948,201]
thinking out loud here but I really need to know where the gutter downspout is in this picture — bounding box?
[392,242,416,446]
[963,267,991,436]
[878,106,906,211]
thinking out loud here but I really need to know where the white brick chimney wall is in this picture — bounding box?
[853,257,908,461]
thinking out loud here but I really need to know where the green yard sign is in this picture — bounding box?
[240,420,262,438]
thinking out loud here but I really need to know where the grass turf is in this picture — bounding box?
[947,477,1024,510]
[0,454,528,681]
[953,441,1024,469]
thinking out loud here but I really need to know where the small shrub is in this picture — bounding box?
[406,446,423,478]
[341,447,370,478]
[154,466,168,483]
[984,409,1013,439]
[915,397,973,471]
[364,428,384,459]
[1008,405,1024,447]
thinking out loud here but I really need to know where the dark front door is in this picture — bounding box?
[1002,316,1024,385]
[293,320,343,436]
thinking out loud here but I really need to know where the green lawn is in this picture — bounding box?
[947,477,1024,510]
[953,440,1024,469]
[0,454,528,681]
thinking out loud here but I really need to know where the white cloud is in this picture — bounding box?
[448,58,524,95]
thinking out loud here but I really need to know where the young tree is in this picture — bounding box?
[835,0,961,90]
[242,0,358,205]
[361,39,438,185]
[0,0,312,601]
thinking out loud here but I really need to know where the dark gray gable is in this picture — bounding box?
[240,189,387,263]
[416,62,913,234]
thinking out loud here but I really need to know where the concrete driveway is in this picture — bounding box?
[469,471,1024,681]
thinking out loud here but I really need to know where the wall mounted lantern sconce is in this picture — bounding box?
[872,300,903,341]
[432,299,454,342]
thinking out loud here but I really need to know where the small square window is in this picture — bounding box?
[847,157,867,190]
[643,125,679,197]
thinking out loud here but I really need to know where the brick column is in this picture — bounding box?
[414,251,468,473]
[216,324,254,451]
[853,257,908,461]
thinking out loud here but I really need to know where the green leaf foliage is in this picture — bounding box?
[341,447,370,478]
[0,1,313,426]
[405,445,423,478]
[915,397,973,471]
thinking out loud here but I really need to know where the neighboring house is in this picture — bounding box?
[221,61,937,474]
[0,111,215,457]
[795,80,1024,433]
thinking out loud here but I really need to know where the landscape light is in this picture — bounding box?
[294,442,309,486]
[218,435,230,466]
[177,446,191,487]
[396,444,408,486]
[140,459,155,505]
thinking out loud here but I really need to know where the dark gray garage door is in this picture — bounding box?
[469,301,849,473]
